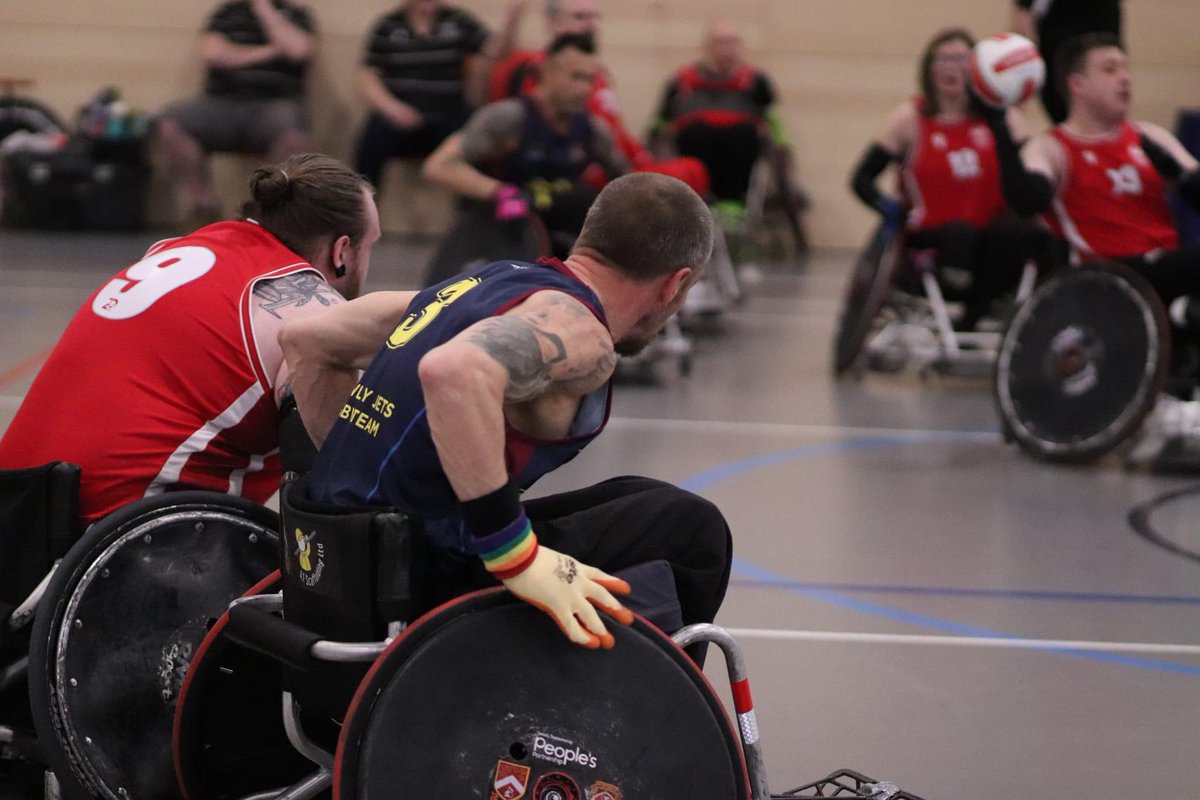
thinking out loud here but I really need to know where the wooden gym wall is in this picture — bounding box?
[1,0,1196,247]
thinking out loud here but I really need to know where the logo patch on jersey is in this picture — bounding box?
[969,124,992,149]
[1106,164,1143,197]
[490,760,530,800]
[931,132,948,150]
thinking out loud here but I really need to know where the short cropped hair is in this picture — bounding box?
[573,173,714,281]
[242,153,373,261]
[1056,32,1124,101]
[546,31,595,58]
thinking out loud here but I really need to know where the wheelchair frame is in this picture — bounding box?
[834,224,1037,379]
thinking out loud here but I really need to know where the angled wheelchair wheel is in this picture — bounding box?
[994,263,1170,462]
[832,223,902,376]
[29,491,280,800]
[173,571,329,800]
[335,589,750,800]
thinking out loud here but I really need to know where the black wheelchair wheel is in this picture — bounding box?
[994,263,1169,462]
[28,491,279,800]
[336,589,750,800]
[425,203,552,287]
[832,223,902,376]
[173,571,332,800]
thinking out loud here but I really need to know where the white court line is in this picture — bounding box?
[725,627,1200,657]
[609,416,998,441]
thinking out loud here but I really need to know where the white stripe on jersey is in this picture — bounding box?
[228,450,272,497]
[145,382,266,497]
[1050,196,1094,263]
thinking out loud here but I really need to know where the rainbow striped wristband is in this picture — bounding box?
[480,519,539,580]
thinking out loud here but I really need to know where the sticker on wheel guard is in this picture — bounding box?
[491,759,531,800]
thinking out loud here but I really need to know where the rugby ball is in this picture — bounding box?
[969,33,1045,108]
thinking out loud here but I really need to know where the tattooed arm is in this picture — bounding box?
[250,271,345,408]
[274,287,419,446]
[421,100,525,201]
[418,289,616,501]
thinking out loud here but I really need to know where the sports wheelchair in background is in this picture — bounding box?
[993,260,1197,468]
[833,223,1039,380]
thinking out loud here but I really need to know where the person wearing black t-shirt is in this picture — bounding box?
[354,0,522,196]
[1011,0,1122,123]
[158,0,316,229]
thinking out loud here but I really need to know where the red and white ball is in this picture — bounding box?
[969,33,1045,108]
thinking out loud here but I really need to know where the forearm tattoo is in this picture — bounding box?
[254,272,341,319]
[464,294,615,400]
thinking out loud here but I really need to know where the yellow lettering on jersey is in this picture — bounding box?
[350,384,374,403]
[386,277,482,349]
[371,393,395,418]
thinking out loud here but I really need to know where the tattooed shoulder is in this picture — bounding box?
[253,271,342,319]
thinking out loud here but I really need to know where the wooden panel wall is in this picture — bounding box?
[1,1,1196,246]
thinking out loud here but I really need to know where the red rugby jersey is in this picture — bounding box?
[0,221,321,525]
[1046,121,1179,260]
[901,99,1006,230]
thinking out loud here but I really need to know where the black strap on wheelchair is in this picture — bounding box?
[278,391,317,480]
[226,602,323,672]
[0,461,81,610]
[271,478,427,717]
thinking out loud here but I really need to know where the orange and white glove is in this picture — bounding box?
[465,483,634,648]
[487,533,633,649]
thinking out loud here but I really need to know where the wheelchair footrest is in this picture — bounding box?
[773,767,926,799]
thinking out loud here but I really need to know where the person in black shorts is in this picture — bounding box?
[280,172,732,661]
[353,0,524,197]
[1010,0,1122,123]
[157,0,315,229]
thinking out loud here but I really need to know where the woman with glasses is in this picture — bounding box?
[849,28,1043,331]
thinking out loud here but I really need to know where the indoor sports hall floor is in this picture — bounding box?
[1,230,1197,800]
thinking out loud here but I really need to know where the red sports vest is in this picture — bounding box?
[1046,122,1179,260]
[901,100,1006,230]
[0,221,321,525]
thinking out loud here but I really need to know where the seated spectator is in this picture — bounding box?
[489,0,710,197]
[422,33,629,281]
[354,0,524,197]
[157,0,315,230]
[651,20,789,227]
[849,27,1044,331]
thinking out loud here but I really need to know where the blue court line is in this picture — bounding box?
[728,577,1200,606]
[678,431,1200,677]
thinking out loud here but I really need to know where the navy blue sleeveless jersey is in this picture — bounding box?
[307,259,612,550]
[497,96,595,187]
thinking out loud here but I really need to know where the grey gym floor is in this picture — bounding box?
[1,229,1197,800]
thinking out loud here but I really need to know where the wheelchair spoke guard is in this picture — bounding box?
[336,589,750,800]
[29,492,279,799]
[994,264,1169,462]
